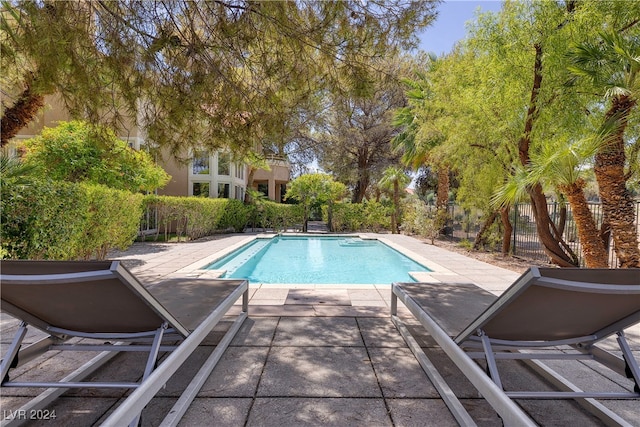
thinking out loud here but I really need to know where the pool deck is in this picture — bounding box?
[1,232,638,426]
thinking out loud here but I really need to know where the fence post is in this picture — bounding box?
[512,204,518,256]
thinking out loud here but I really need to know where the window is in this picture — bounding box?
[218,183,230,198]
[218,154,230,175]
[235,163,244,179]
[235,186,245,201]
[192,182,210,197]
[192,151,210,175]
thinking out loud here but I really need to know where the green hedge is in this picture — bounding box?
[249,201,304,232]
[143,195,250,240]
[328,201,391,232]
[1,181,143,260]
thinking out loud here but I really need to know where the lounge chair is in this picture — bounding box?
[0,260,249,427]
[391,267,640,426]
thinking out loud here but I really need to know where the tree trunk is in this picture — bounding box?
[518,43,577,267]
[599,214,611,253]
[435,166,449,231]
[1,84,45,147]
[392,181,399,234]
[435,166,449,212]
[353,149,370,203]
[327,202,334,232]
[560,180,609,268]
[556,204,567,237]
[500,206,512,256]
[473,210,498,250]
[244,167,257,203]
[353,177,369,203]
[594,95,640,268]
[527,184,579,266]
[302,205,309,233]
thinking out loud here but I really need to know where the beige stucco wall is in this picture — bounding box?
[252,160,291,202]
[253,162,290,182]
[157,150,189,197]
[15,95,142,140]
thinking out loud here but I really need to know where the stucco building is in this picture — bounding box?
[8,95,291,202]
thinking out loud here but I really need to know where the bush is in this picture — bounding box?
[328,201,391,232]
[1,180,143,260]
[400,198,439,244]
[258,201,305,232]
[22,120,169,192]
[143,195,251,241]
[82,185,145,259]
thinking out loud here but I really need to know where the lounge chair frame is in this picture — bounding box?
[0,260,249,427]
[391,267,640,426]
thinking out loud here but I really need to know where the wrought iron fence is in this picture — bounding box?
[139,198,639,267]
[444,201,640,267]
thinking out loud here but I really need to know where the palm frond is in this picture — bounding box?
[0,153,37,186]
[568,29,639,97]
[491,167,531,209]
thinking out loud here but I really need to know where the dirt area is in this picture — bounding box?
[427,237,554,274]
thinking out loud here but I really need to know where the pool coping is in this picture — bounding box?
[174,233,455,286]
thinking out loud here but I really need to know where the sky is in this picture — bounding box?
[418,0,503,55]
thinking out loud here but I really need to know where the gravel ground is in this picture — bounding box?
[425,237,555,274]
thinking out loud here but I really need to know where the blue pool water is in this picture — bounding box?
[205,236,431,284]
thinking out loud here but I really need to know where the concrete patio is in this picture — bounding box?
[1,233,638,426]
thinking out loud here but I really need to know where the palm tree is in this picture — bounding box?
[494,136,610,268]
[392,64,450,232]
[569,30,640,267]
[0,152,37,188]
[379,166,410,233]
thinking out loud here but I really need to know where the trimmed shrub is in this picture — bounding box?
[82,185,145,259]
[1,180,143,260]
[143,195,251,241]
[258,201,304,232]
[328,201,391,232]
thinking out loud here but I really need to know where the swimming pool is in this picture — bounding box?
[205,236,431,284]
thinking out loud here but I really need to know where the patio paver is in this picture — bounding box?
[1,232,637,426]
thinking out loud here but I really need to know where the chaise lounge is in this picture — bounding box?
[0,260,249,427]
[391,267,640,426]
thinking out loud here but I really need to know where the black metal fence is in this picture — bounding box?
[139,198,639,267]
[445,202,640,267]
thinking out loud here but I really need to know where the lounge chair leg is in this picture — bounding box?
[617,332,640,393]
[480,332,503,390]
[129,323,168,427]
[390,292,397,316]
[1,322,28,384]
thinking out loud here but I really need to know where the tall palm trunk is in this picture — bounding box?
[1,84,45,147]
[594,95,639,267]
[560,180,609,267]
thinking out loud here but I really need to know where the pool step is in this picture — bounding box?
[219,239,271,276]
[338,238,377,247]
